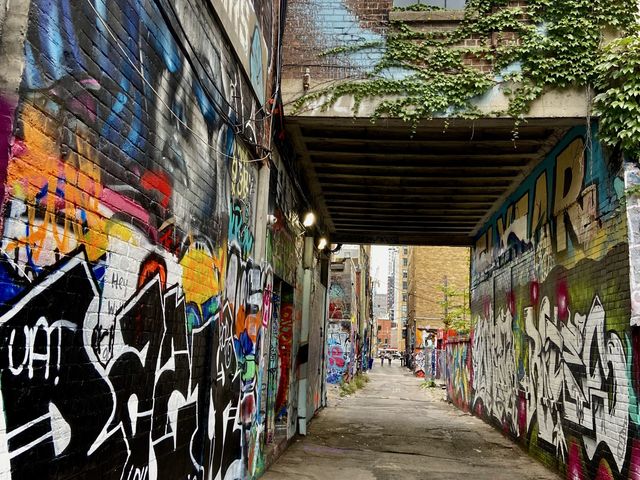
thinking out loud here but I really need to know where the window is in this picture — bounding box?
[402,281,408,290]
[402,270,408,278]
[402,294,408,302]
[403,247,408,255]
[402,305,407,313]
[393,0,466,8]
[403,258,408,267]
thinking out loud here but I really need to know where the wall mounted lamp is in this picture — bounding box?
[302,211,316,228]
[317,237,328,250]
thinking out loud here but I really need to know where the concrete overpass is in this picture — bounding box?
[282,82,589,246]
[278,0,598,247]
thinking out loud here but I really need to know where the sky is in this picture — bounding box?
[370,245,389,294]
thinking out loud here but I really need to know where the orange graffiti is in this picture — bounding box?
[5,103,107,262]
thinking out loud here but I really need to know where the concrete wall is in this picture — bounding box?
[452,124,635,479]
[0,0,325,478]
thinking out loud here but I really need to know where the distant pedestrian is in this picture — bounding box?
[387,354,391,366]
[400,355,404,367]
[380,354,384,367]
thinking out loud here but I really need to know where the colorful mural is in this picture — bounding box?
[445,336,472,411]
[0,0,307,478]
[450,125,638,479]
[326,320,354,384]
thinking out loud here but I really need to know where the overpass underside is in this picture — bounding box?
[286,116,582,246]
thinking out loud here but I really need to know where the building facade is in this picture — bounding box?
[327,245,373,384]
[0,1,330,478]
[395,246,410,355]
[376,318,392,350]
[406,246,470,349]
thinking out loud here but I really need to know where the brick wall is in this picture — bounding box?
[407,246,470,332]
[377,318,392,347]
[282,0,392,80]
[454,124,636,479]
[282,1,529,81]
[0,0,316,479]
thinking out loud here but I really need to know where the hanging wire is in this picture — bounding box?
[158,0,277,127]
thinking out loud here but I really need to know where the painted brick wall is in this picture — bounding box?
[282,1,528,83]
[282,0,392,80]
[0,0,314,479]
[445,335,472,411]
[454,124,637,479]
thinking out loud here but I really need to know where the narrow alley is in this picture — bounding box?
[263,364,560,480]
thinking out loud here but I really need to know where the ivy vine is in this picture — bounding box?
[594,28,640,160]
[293,0,639,154]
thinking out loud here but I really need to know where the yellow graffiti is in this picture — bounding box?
[231,142,252,199]
[180,243,224,306]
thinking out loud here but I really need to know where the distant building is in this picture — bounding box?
[373,293,388,319]
[395,246,410,354]
[376,318,392,351]
[406,247,470,353]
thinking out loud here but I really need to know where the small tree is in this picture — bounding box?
[439,281,471,334]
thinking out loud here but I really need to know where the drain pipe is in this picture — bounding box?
[297,235,314,435]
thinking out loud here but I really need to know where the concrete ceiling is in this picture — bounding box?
[286,117,581,246]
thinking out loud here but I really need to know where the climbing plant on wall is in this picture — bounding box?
[594,28,640,159]
[293,0,638,146]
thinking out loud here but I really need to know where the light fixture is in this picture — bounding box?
[302,211,316,228]
[267,214,277,227]
[317,237,328,250]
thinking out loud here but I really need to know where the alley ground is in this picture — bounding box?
[262,363,560,480]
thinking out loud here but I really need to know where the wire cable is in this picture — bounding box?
[85,0,269,163]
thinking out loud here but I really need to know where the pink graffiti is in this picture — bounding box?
[328,346,345,368]
[556,278,569,322]
[101,188,152,229]
[517,391,526,437]
[530,280,539,305]
[629,439,640,480]
[567,441,585,480]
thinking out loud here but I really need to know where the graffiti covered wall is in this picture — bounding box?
[0,0,303,478]
[329,261,354,322]
[458,125,637,479]
[445,336,472,412]
[326,320,354,384]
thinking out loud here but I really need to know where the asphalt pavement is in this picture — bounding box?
[261,361,560,480]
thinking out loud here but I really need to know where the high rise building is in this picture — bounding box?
[395,246,410,355]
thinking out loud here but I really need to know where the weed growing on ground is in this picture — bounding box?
[339,373,370,397]
[420,380,437,389]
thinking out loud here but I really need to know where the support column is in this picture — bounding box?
[297,235,314,435]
